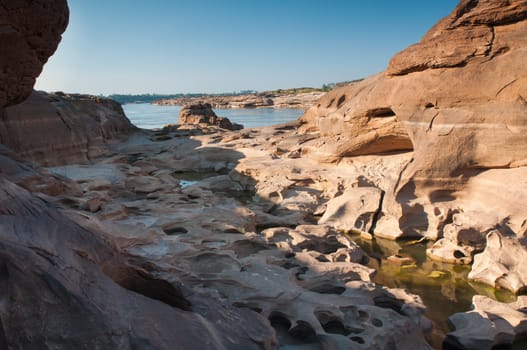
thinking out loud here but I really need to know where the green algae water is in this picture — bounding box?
[350,235,525,348]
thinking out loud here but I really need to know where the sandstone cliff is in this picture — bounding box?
[299,0,527,243]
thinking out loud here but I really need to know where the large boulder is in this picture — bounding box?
[0,0,69,107]
[1,91,137,166]
[179,102,243,130]
[298,0,527,240]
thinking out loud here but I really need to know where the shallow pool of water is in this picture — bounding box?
[350,235,520,346]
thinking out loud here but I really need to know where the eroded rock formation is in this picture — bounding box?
[446,295,527,349]
[1,91,137,166]
[179,102,243,130]
[299,0,527,243]
[2,0,526,349]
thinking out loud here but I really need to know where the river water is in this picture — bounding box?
[122,103,303,129]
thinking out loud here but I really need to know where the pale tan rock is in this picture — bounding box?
[469,230,527,293]
[446,295,527,349]
[155,91,325,110]
[298,0,527,241]
[426,238,474,264]
[319,187,382,233]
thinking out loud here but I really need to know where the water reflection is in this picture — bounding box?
[351,235,517,336]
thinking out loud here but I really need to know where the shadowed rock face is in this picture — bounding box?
[1,91,138,166]
[0,0,69,107]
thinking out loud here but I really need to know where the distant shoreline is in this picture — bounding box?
[152,90,326,110]
[107,80,362,106]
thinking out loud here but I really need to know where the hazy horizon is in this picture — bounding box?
[36,0,459,95]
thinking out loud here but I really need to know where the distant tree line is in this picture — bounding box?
[107,91,258,104]
[105,80,364,105]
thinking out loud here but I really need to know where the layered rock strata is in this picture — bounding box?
[1,91,138,166]
[299,0,527,245]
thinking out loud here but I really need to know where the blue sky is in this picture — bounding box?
[35,0,459,95]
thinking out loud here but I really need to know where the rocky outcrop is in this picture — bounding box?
[388,0,527,75]
[155,91,326,110]
[1,91,137,166]
[299,78,414,162]
[0,0,69,107]
[179,102,243,130]
[298,0,527,242]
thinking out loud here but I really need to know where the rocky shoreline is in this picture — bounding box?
[1,0,527,349]
[153,90,326,110]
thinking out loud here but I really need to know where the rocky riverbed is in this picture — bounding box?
[2,0,527,349]
[44,125,435,349]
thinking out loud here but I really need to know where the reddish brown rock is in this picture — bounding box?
[1,91,137,166]
[299,0,527,240]
[388,0,527,75]
[179,102,243,130]
[0,0,69,107]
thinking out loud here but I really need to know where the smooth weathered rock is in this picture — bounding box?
[319,187,383,233]
[446,295,527,349]
[426,238,475,265]
[0,2,280,348]
[47,128,434,349]
[1,91,137,166]
[299,78,414,162]
[468,231,527,294]
[0,177,278,349]
[297,0,527,240]
[179,102,243,130]
[0,0,69,107]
